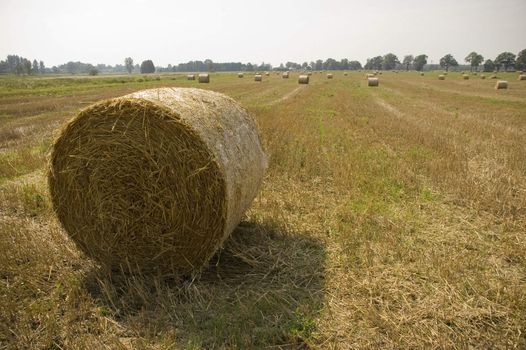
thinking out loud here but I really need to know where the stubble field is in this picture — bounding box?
[1,70,525,349]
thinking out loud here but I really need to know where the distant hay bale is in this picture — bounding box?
[481,75,486,79]
[254,74,262,82]
[298,75,309,84]
[368,77,379,87]
[495,80,508,89]
[198,74,210,83]
[282,72,289,79]
[444,72,448,75]
[344,72,348,76]
[238,73,244,78]
[265,72,270,76]
[187,74,195,80]
[519,75,526,81]
[420,72,424,76]
[327,73,333,79]
[490,74,497,79]
[307,72,312,76]
[463,74,469,80]
[438,75,445,80]
[48,88,267,275]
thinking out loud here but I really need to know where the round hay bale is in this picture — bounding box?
[366,73,375,79]
[420,72,424,76]
[198,74,210,83]
[495,80,508,89]
[443,72,448,75]
[438,75,445,80]
[254,74,262,82]
[490,74,497,79]
[265,72,270,76]
[282,72,289,79]
[307,72,312,76]
[367,77,379,87]
[187,74,195,81]
[48,88,267,275]
[238,73,244,78]
[463,74,469,80]
[327,73,333,79]
[298,75,309,84]
[344,72,348,76]
[518,75,526,81]
[481,75,486,79]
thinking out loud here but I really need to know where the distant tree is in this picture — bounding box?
[494,52,516,71]
[439,54,458,71]
[246,63,254,71]
[32,59,39,74]
[340,58,349,70]
[88,66,99,76]
[301,62,308,69]
[348,60,362,70]
[204,59,214,72]
[364,56,383,70]
[402,55,414,71]
[465,52,484,71]
[140,60,155,74]
[124,57,134,74]
[483,59,495,72]
[39,60,45,74]
[413,54,428,71]
[323,58,338,70]
[382,53,399,70]
[516,49,526,71]
[23,59,32,74]
[315,59,323,70]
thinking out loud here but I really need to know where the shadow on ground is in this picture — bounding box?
[83,220,326,348]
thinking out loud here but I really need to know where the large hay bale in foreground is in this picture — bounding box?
[368,77,379,86]
[254,74,262,82]
[495,80,508,89]
[48,88,267,274]
[298,75,309,84]
[519,75,526,81]
[198,73,210,83]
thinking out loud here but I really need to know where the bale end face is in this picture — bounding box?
[367,77,379,87]
[495,81,508,89]
[298,75,309,84]
[198,74,210,83]
[48,88,267,275]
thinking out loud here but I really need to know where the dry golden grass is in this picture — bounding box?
[1,72,525,349]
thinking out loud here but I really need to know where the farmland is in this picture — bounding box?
[1,71,525,349]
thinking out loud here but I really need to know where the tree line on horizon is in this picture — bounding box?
[1,49,525,75]
[364,50,526,72]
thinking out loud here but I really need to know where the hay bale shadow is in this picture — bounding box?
[83,220,326,348]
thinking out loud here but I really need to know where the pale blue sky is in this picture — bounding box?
[0,0,524,67]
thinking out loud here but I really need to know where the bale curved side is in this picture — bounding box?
[49,88,267,274]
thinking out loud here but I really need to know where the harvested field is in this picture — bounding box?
[1,71,525,349]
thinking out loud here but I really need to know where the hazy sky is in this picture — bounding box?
[1,0,525,67]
